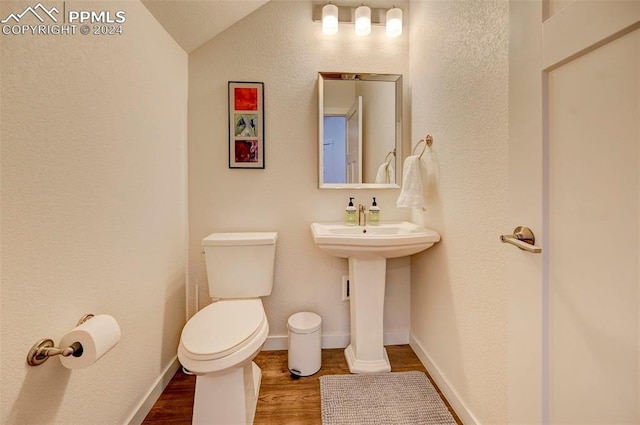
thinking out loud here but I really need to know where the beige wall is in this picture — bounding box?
[2,1,516,424]
[188,0,411,349]
[0,1,188,424]
[408,1,509,424]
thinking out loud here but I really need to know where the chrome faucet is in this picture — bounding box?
[358,204,367,226]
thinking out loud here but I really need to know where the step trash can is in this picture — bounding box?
[287,312,322,377]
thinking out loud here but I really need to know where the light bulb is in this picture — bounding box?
[386,7,402,38]
[354,5,371,36]
[322,4,339,35]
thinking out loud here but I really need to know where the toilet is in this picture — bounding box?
[178,232,277,425]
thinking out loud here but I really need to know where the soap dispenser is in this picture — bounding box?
[369,197,380,225]
[345,197,357,226]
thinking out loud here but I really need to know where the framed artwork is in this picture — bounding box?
[228,81,265,169]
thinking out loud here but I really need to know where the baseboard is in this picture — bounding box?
[384,330,410,346]
[263,331,409,351]
[262,334,349,350]
[262,335,288,350]
[409,334,481,425]
[126,356,181,425]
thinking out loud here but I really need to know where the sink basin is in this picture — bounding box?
[310,221,440,258]
[310,221,441,374]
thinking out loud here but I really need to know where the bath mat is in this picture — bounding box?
[320,371,457,425]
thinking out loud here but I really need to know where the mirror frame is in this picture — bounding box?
[318,72,403,189]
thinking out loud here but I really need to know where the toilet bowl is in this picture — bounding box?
[178,299,268,373]
[177,232,277,425]
[178,299,268,424]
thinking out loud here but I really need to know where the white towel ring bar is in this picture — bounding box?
[412,135,433,159]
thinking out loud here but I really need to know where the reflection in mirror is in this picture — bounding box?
[318,72,402,189]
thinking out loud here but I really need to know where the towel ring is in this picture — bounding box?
[384,149,395,165]
[412,135,433,159]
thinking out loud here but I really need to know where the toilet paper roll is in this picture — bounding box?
[58,314,121,369]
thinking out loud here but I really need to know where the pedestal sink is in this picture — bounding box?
[310,221,440,373]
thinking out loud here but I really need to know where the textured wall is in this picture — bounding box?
[0,1,188,423]
[188,0,411,347]
[0,0,515,423]
[408,1,509,423]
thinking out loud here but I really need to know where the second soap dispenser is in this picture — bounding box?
[369,197,380,225]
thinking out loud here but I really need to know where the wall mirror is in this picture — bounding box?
[318,72,402,189]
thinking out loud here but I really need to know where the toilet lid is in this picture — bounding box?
[180,299,265,360]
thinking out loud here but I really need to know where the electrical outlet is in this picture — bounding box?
[342,275,350,301]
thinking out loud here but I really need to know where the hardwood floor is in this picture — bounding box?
[142,345,462,425]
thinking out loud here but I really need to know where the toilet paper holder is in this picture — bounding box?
[26,314,94,366]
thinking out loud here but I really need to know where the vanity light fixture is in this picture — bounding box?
[322,3,339,35]
[385,7,402,38]
[354,5,371,36]
[313,4,403,38]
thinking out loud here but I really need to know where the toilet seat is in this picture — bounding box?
[180,299,265,361]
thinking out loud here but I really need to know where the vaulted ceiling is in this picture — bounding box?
[142,0,270,53]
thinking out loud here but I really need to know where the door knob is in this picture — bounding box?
[500,226,541,253]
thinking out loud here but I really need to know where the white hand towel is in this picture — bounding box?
[375,162,395,184]
[396,155,424,209]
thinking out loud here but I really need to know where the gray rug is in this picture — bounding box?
[320,371,457,425]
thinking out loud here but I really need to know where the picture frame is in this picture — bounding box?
[228,81,265,169]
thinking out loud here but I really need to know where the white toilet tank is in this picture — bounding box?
[202,232,277,299]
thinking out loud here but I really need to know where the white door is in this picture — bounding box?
[508,2,639,423]
[323,116,347,184]
[346,96,363,184]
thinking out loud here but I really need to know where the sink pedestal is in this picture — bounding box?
[309,222,441,374]
[344,255,391,373]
